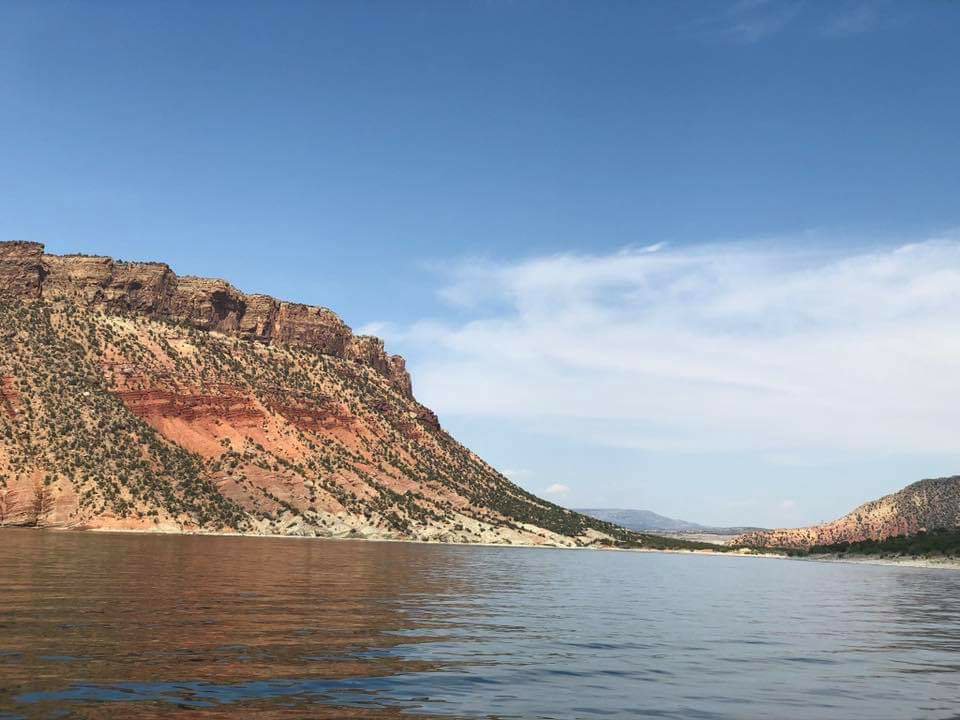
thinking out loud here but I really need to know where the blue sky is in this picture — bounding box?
[3,1,959,527]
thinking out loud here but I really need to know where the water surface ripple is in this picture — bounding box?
[1,530,959,718]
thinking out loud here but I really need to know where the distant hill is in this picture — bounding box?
[575,508,763,535]
[576,508,706,532]
[733,476,960,549]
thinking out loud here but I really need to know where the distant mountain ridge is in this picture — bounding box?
[733,476,960,549]
[576,508,763,535]
[576,508,706,532]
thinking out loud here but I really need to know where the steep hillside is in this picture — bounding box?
[733,476,960,549]
[0,240,679,548]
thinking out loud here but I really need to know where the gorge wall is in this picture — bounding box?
[0,241,412,398]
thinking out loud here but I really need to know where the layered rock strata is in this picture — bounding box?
[0,241,412,398]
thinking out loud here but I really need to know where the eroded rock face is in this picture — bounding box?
[0,242,44,299]
[274,303,352,355]
[346,336,412,398]
[43,255,177,314]
[109,262,176,313]
[387,355,413,398]
[0,242,413,398]
[43,255,113,300]
[169,277,246,332]
[345,335,389,372]
[238,294,278,342]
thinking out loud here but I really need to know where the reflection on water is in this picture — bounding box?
[2,530,960,719]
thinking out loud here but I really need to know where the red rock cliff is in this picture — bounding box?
[0,241,413,398]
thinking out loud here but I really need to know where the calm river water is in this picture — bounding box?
[1,530,960,719]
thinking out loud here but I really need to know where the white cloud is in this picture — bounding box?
[779,499,797,510]
[543,483,571,497]
[385,231,960,456]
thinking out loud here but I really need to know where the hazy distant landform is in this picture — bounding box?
[581,478,960,561]
[577,508,765,535]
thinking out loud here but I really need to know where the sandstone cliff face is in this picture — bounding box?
[0,242,412,398]
[0,242,44,299]
[733,476,960,549]
[168,277,246,332]
[238,294,279,342]
[43,254,179,315]
[273,303,352,355]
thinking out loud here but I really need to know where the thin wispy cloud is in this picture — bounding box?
[700,0,804,43]
[381,231,960,457]
[823,3,879,37]
[694,0,887,43]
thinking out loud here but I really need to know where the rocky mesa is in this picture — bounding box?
[732,476,960,549]
[0,240,667,549]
